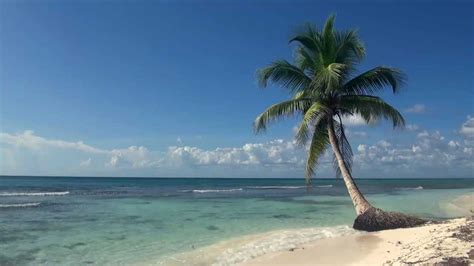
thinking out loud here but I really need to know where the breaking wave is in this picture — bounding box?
[0,202,41,208]
[179,185,333,193]
[398,186,423,190]
[0,191,70,196]
[179,189,243,193]
[160,225,358,265]
[246,186,306,189]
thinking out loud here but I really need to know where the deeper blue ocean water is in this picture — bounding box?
[0,176,473,265]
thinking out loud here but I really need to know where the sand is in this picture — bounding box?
[242,217,473,265]
[156,194,473,265]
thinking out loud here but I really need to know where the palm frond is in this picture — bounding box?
[257,60,312,92]
[343,67,405,95]
[305,120,330,184]
[289,23,321,53]
[254,99,312,133]
[322,14,336,40]
[254,14,406,186]
[339,95,405,128]
[295,102,330,146]
[294,46,318,73]
[320,15,337,67]
[313,63,347,93]
[334,29,365,67]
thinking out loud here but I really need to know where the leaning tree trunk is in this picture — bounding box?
[327,121,426,231]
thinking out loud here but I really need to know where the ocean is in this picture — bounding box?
[0,176,472,265]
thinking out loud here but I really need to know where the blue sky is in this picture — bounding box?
[1,0,473,178]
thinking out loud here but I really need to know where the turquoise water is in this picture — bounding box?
[0,176,472,265]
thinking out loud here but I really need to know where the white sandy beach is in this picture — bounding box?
[243,217,473,265]
[242,194,473,265]
[159,217,473,266]
[159,194,473,266]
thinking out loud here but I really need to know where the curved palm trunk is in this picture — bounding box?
[327,121,372,215]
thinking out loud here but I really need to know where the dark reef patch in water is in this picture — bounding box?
[295,199,351,206]
[105,235,126,241]
[206,225,219,231]
[64,242,86,249]
[0,231,37,242]
[125,215,141,220]
[272,214,293,219]
[199,212,218,218]
[0,248,41,266]
[134,218,162,225]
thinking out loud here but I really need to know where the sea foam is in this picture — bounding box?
[0,202,41,208]
[246,186,306,189]
[0,191,70,196]
[192,188,243,193]
[398,186,423,190]
[161,225,357,265]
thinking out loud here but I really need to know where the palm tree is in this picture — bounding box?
[254,15,424,231]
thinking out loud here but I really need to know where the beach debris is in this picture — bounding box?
[433,256,470,266]
[451,223,472,242]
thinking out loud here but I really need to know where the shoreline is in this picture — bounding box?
[157,218,473,266]
[242,217,473,266]
[157,194,473,265]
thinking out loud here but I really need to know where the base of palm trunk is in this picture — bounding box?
[353,207,426,232]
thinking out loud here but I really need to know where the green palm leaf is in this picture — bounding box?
[289,23,322,54]
[334,30,365,65]
[255,14,406,193]
[295,102,330,146]
[257,60,311,92]
[254,98,312,133]
[305,120,330,184]
[339,95,405,128]
[343,67,405,95]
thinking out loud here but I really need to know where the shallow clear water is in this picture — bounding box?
[0,176,472,265]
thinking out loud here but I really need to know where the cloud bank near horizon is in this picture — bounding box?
[1,116,473,178]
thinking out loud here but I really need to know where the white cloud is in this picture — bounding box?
[411,145,421,153]
[377,140,391,148]
[0,130,107,154]
[1,126,473,178]
[0,130,158,171]
[459,116,474,138]
[405,104,426,114]
[80,158,92,167]
[108,146,156,168]
[448,140,460,148]
[417,130,430,138]
[341,114,367,126]
[166,139,305,167]
[355,129,473,177]
[347,130,368,138]
[406,124,419,131]
[177,137,182,144]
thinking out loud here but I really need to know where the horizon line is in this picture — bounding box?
[1,175,473,179]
